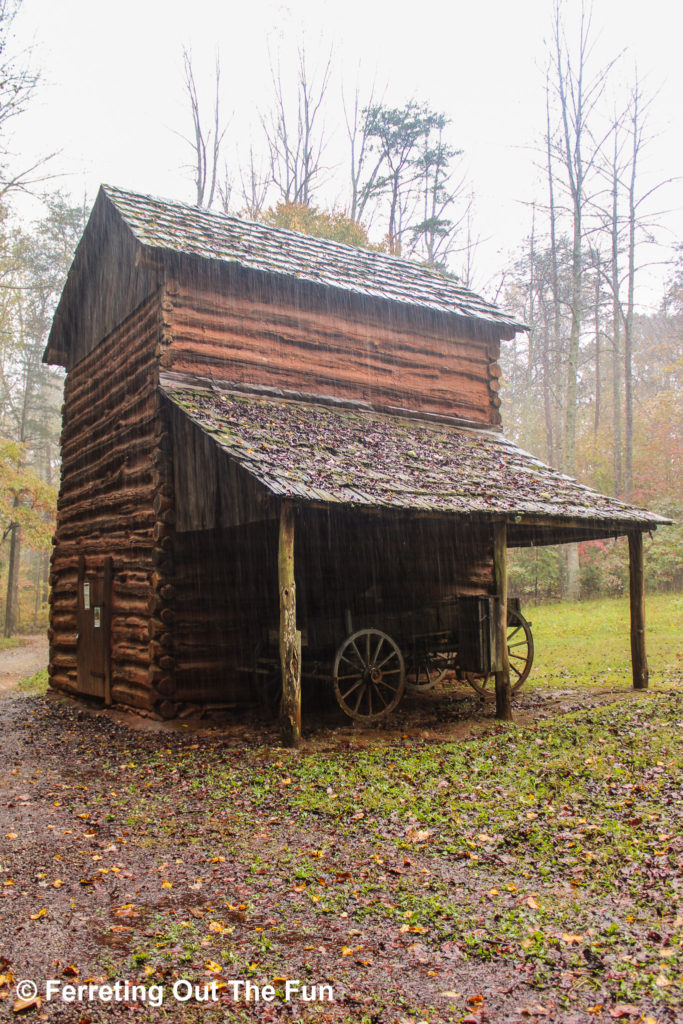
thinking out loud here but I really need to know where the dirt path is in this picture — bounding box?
[0,635,48,696]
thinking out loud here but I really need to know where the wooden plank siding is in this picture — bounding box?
[160,274,503,426]
[48,292,177,714]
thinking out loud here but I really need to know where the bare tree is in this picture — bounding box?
[262,46,331,207]
[547,0,620,599]
[182,48,230,209]
[544,72,562,469]
[343,79,384,225]
[0,0,58,196]
[588,78,672,498]
[236,145,269,219]
[549,0,614,477]
[456,193,481,290]
[609,123,624,494]
[592,247,602,434]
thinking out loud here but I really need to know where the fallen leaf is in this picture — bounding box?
[13,994,42,1013]
[407,827,432,843]
[208,921,233,935]
[113,904,139,918]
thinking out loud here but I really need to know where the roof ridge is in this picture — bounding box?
[102,183,467,281]
[100,184,527,332]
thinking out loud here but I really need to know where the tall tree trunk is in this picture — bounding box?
[611,175,623,494]
[565,203,582,477]
[566,541,580,601]
[594,252,601,434]
[545,83,560,467]
[525,207,536,449]
[4,520,21,637]
[623,88,640,501]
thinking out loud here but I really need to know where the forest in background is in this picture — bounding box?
[0,0,679,635]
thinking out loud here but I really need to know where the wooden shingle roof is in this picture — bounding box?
[103,185,525,333]
[161,374,667,534]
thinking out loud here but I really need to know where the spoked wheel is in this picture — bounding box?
[466,608,534,699]
[405,651,453,693]
[333,628,405,721]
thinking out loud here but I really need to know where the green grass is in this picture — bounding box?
[525,592,682,690]
[0,636,24,651]
[14,666,49,694]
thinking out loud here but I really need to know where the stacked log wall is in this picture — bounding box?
[49,292,177,715]
[161,273,503,427]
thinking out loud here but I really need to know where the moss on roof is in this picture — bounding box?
[161,376,666,529]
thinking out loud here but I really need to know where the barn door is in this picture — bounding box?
[77,556,112,703]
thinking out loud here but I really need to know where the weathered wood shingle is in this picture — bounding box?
[161,375,668,529]
[103,184,525,333]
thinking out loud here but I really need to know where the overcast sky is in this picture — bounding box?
[9,0,683,302]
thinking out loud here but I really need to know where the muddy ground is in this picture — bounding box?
[0,638,48,698]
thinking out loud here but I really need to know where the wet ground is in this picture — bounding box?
[0,648,679,1023]
[0,637,47,698]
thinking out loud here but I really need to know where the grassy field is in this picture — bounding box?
[524,593,682,691]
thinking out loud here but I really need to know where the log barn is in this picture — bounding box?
[43,185,667,738]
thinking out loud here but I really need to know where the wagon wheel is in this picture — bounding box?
[406,651,452,693]
[333,628,405,721]
[466,608,534,699]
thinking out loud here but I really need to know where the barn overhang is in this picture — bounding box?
[160,372,669,545]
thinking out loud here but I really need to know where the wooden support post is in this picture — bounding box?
[278,502,301,747]
[493,520,513,721]
[628,531,648,690]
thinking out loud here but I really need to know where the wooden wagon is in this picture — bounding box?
[255,588,534,722]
